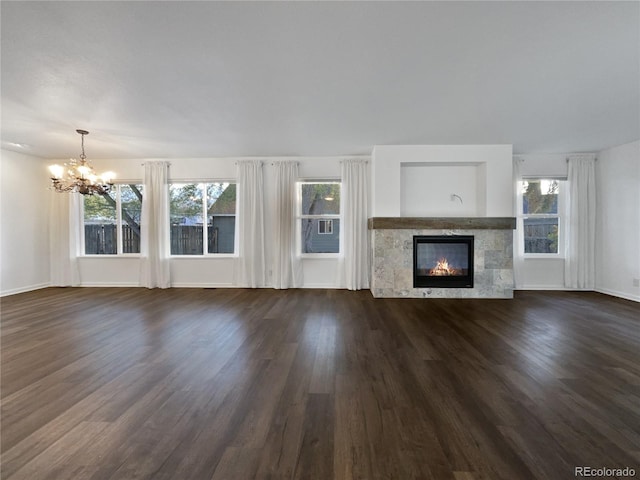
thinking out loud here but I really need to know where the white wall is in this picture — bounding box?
[72,156,354,288]
[1,149,51,295]
[596,140,640,301]
[371,145,513,217]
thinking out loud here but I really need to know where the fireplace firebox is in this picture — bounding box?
[413,235,474,288]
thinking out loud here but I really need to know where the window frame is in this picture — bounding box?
[81,183,143,257]
[519,178,566,259]
[169,181,238,257]
[297,180,342,257]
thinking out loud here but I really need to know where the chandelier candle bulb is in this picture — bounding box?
[49,164,64,179]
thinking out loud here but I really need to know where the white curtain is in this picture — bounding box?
[139,161,171,289]
[339,159,370,290]
[49,191,81,286]
[565,154,596,289]
[236,160,266,288]
[513,157,525,289]
[272,161,303,289]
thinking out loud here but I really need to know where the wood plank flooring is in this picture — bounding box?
[1,288,639,479]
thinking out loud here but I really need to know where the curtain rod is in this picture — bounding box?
[270,161,299,166]
[566,157,597,162]
[521,175,568,180]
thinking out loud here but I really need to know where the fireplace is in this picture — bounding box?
[413,235,474,288]
[369,217,514,298]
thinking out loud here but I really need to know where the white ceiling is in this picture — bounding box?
[1,1,639,160]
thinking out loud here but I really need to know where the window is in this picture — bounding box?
[170,183,236,255]
[520,179,564,255]
[83,184,143,255]
[318,219,333,234]
[298,182,341,254]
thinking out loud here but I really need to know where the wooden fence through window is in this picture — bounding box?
[84,224,140,254]
[85,223,233,255]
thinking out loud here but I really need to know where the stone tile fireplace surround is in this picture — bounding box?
[369,217,516,299]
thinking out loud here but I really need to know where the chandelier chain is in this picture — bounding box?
[80,132,86,161]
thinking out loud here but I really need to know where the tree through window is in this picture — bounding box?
[83,184,143,255]
[521,179,562,254]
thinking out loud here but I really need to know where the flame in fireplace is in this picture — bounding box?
[429,258,460,276]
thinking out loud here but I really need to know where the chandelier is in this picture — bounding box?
[49,129,115,195]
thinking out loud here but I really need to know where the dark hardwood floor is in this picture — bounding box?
[1,288,639,480]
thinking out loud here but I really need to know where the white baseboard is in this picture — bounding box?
[595,287,640,303]
[169,283,341,289]
[42,282,339,290]
[172,283,341,289]
[81,283,237,288]
[515,285,568,290]
[169,283,236,288]
[516,286,640,303]
[0,282,50,297]
[3,284,635,303]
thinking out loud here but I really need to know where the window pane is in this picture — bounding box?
[207,183,236,254]
[170,184,204,255]
[301,183,341,215]
[120,184,143,254]
[84,191,117,254]
[208,217,236,254]
[522,180,558,214]
[524,217,559,254]
[301,218,340,253]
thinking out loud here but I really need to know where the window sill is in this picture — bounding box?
[300,254,340,259]
[170,254,237,259]
[80,255,140,258]
[523,255,564,260]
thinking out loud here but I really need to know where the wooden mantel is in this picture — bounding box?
[368,217,516,230]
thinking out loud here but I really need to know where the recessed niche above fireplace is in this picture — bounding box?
[413,235,474,288]
[401,163,484,217]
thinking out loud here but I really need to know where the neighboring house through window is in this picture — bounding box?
[169,182,237,255]
[520,179,565,256]
[298,181,341,254]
